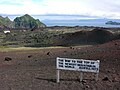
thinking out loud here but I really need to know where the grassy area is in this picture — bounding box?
[0,46,66,52]
[0,45,93,52]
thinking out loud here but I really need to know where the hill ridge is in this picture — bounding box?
[0,14,46,29]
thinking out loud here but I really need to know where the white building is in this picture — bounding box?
[4,30,10,34]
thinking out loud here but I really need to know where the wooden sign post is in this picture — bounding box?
[56,57,100,83]
[57,69,60,83]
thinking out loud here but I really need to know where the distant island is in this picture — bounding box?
[105,21,120,25]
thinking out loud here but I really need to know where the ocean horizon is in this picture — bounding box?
[42,19,120,28]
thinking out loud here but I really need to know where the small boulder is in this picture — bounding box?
[47,52,50,55]
[28,55,33,58]
[70,46,74,50]
[64,51,67,53]
[86,85,90,88]
[107,70,111,73]
[70,46,73,49]
[35,60,37,62]
[81,80,87,84]
[4,57,12,61]
[102,77,109,81]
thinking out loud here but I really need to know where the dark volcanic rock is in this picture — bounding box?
[102,77,109,81]
[47,52,50,55]
[28,55,33,58]
[4,57,12,61]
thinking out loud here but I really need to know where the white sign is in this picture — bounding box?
[57,57,100,73]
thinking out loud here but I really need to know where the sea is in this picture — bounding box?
[2,15,120,28]
[42,19,120,28]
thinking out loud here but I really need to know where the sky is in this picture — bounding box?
[0,0,120,19]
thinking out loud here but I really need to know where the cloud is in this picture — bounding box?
[0,0,120,18]
[0,0,24,5]
[0,0,46,14]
